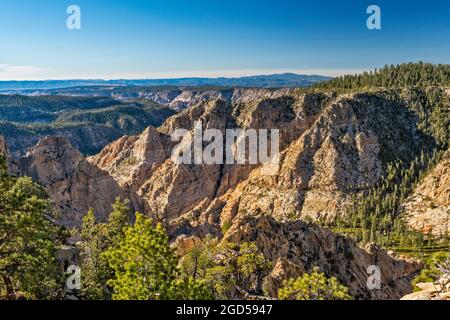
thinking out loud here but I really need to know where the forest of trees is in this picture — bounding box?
[0,96,174,155]
[330,148,450,253]
[72,205,353,300]
[315,62,450,90]
[323,66,450,255]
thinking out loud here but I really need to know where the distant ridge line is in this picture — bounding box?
[0,73,331,91]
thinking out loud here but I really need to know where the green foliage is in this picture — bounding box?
[103,213,177,300]
[107,199,132,245]
[76,198,131,299]
[221,220,232,235]
[412,252,450,290]
[0,95,174,155]
[54,104,174,135]
[278,267,352,300]
[103,213,211,300]
[180,239,272,299]
[77,209,109,299]
[331,148,449,252]
[315,62,450,90]
[0,156,63,299]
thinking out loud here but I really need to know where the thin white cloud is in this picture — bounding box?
[0,64,48,80]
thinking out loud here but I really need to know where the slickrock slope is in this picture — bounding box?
[402,150,450,237]
[222,215,421,300]
[18,137,144,228]
[140,89,234,111]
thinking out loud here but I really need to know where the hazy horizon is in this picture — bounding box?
[0,70,350,82]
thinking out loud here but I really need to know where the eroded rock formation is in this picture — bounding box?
[223,215,421,300]
[402,149,450,237]
[17,136,144,227]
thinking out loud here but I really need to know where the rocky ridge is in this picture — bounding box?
[87,88,430,299]
[90,89,426,227]
[137,87,309,111]
[402,149,450,237]
[1,84,439,299]
[16,137,144,227]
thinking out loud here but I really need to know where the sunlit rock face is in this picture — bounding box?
[18,136,145,228]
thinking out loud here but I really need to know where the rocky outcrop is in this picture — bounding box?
[138,87,310,111]
[18,136,144,228]
[87,89,434,300]
[223,215,421,300]
[177,93,425,231]
[88,126,174,189]
[401,275,450,300]
[402,150,450,237]
[90,90,427,226]
[0,135,19,175]
[0,136,7,157]
[90,90,336,221]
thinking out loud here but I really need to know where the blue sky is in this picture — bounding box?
[0,0,449,80]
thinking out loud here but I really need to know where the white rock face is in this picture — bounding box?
[402,150,450,237]
[18,136,145,228]
[90,91,429,226]
[86,90,435,299]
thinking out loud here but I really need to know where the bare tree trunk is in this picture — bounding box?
[2,274,15,299]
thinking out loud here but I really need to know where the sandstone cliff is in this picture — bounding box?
[402,150,450,237]
[92,89,428,229]
[89,89,338,221]
[86,89,432,299]
[136,87,309,111]
[18,136,144,228]
[0,135,19,175]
